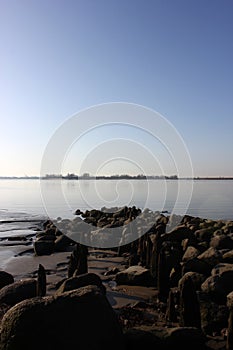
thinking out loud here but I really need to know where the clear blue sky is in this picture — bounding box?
[0,0,232,177]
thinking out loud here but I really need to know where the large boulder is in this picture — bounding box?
[33,240,55,256]
[195,228,214,243]
[158,326,206,349]
[197,247,222,268]
[123,327,162,349]
[54,234,75,252]
[0,278,37,306]
[211,263,233,276]
[124,326,206,350]
[115,266,153,286]
[162,225,194,242]
[182,246,200,262]
[210,235,233,250]
[201,270,233,304]
[0,286,124,350]
[178,272,206,291]
[181,257,212,276]
[198,292,229,335]
[222,250,233,263]
[55,273,106,295]
[227,291,233,309]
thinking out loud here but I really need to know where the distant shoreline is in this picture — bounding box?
[0,176,233,180]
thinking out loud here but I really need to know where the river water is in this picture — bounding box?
[0,179,232,223]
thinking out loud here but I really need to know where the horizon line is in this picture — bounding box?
[0,175,233,180]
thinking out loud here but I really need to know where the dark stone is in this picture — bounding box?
[0,278,37,306]
[179,275,201,328]
[0,286,124,350]
[201,270,233,304]
[54,234,75,252]
[223,250,233,263]
[195,228,214,243]
[56,273,106,295]
[36,234,56,242]
[37,264,46,297]
[74,209,83,215]
[162,225,194,242]
[199,292,229,335]
[0,271,14,290]
[210,235,233,250]
[33,240,55,256]
[182,257,212,276]
[123,328,162,349]
[124,326,206,350]
[115,266,153,287]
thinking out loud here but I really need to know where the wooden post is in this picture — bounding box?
[37,264,46,297]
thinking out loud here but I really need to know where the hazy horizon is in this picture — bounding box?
[0,174,233,179]
[0,0,232,177]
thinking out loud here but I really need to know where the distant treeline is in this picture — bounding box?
[193,177,233,180]
[1,175,233,180]
[42,174,178,180]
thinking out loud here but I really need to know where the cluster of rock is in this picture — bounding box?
[32,206,180,253]
[0,260,207,350]
[33,219,76,255]
[33,206,143,251]
[113,211,233,348]
[1,207,233,349]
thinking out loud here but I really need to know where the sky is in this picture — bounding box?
[0,0,232,177]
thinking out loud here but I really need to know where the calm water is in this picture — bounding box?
[0,179,233,222]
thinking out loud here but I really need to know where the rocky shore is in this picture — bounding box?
[0,206,233,349]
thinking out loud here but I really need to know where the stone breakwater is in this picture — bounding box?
[0,206,233,349]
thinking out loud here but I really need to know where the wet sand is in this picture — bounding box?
[1,243,157,308]
[0,216,158,308]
